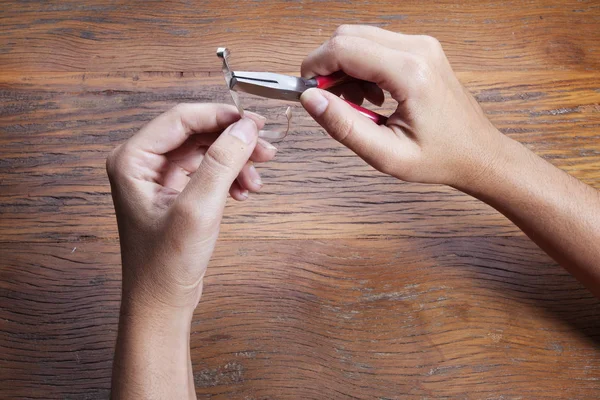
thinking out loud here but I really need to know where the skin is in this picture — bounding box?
[108,104,277,398]
[298,25,600,296]
[108,26,600,399]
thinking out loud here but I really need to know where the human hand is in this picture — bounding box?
[106,104,277,318]
[300,25,506,189]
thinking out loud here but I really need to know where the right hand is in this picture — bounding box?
[300,25,507,189]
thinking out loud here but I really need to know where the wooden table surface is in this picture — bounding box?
[2,1,600,398]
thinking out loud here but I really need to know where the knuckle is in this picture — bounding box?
[164,103,189,126]
[167,103,189,123]
[203,145,234,175]
[327,35,351,55]
[168,103,191,132]
[329,114,356,145]
[170,103,188,114]
[105,144,124,178]
[333,24,353,37]
[420,35,445,60]
[422,35,442,50]
[405,55,434,93]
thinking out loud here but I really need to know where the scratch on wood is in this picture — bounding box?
[194,362,244,388]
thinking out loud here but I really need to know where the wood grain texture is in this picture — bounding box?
[0,0,599,72]
[2,238,600,399]
[1,71,599,243]
[1,0,600,398]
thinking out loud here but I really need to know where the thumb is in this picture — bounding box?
[300,88,393,166]
[179,117,258,212]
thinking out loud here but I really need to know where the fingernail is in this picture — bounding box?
[245,110,267,122]
[257,138,278,151]
[240,189,249,199]
[228,118,257,144]
[248,164,262,186]
[300,88,329,117]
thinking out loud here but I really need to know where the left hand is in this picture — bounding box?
[106,103,277,318]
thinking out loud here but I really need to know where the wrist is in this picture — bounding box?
[120,263,204,315]
[119,285,197,336]
[113,293,194,399]
[451,129,519,196]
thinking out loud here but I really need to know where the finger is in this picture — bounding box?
[159,136,214,192]
[328,86,344,97]
[301,88,416,173]
[161,132,276,192]
[229,180,249,201]
[332,25,439,58]
[178,117,258,215]
[361,82,385,107]
[250,138,278,163]
[337,82,365,106]
[300,36,416,101]
[130,103,266,155]
[160,161,191,193]
[332,25,413,51]
[167,131,276,176]
[169,129,276,169]
[327,79,384,108]
[165,133,217,172]
[237,162,263,193]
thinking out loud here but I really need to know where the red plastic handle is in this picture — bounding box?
[314,71,353,89]
[345,101,388,125]
[315,72,388,125]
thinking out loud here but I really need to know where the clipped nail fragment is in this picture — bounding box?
[258,106,292,141]
[217,47,292,142]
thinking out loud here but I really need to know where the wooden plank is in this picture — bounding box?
[1,238,599,399]
[2,1,600,397]
[1,71,598,243]
[0,0,599,72]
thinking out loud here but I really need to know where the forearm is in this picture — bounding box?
[111,299,196,399]
[457,135,600,296]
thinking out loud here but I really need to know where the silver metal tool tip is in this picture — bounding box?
[216,47,229,58]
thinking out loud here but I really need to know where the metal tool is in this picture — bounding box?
[217,47,245,117]
[217,47,292,141]
[230,70,388,125]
